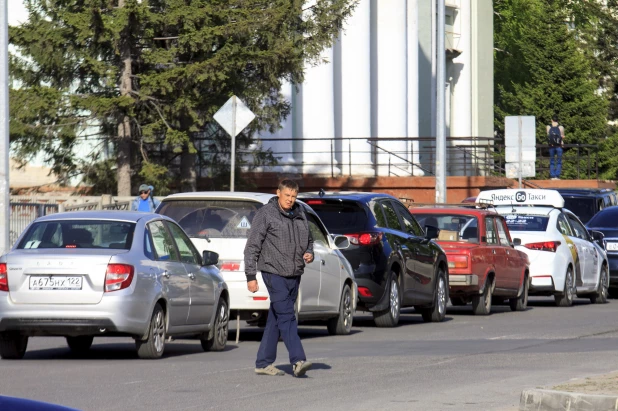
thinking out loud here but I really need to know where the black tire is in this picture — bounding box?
[327,284,353,335]
[472,277,493,315]
[373,275,401,327]
[66,336,94,354]
[420,270,447,323]
[450,296,467,306]
[201,299,229,352]
[136,303,166,359]
[0,332,28,360]
[510,275,529,312]
[590,265,609,304]
[555,268,574,307]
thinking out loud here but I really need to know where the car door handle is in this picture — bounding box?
[162,271,170,278]
[321,259,325,265]
[492,249,496,254]
[188,272,196,280]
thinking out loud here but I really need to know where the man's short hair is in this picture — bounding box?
[552,114,559,122]
[278,179,299,192]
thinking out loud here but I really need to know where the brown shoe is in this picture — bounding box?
[293,360,312,377]
[255,365,284,376]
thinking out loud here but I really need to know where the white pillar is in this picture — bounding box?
[407,0,424,176]
[299,47,339,175]
[339,0,373,176]
[258,81,297,172]
[376,0,408,176]
[450,0,472,176]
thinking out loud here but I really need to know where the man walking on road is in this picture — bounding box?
[546,115,565,180]
[244,179,314,377]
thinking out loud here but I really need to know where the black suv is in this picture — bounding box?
[555,188,617,224]
[298,191,449,327]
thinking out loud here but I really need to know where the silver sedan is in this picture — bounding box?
[0,211,229,359]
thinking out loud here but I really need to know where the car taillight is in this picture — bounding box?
[105,264,134,292]
[0,263,7,292]
[305,200,325,205]
[358,286,373,297]
[345,232,383,246]
[220,261,241,271]
[524,241,561,252]
[447,255,468,269]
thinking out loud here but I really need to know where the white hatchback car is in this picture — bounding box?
[156,192,357,337]
[477,189,609,306]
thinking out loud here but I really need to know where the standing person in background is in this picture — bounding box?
[546,115,565,180]
[244,179,314,377]
[130,184,161,212]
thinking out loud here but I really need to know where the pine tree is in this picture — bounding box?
[10,0,355,194]
[494,0,608,180]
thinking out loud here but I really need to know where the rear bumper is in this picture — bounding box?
[223,272,270,312]
[0,291,152,336]
[449,275,479,287]
[529,276,556,294]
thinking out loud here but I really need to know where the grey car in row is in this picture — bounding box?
[0,211,229,359]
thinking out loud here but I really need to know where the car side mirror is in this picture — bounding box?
[425,225,440,240]
[332,235,350,249]
[513,238,522,246]
[589,230,605,243]
[202,250,219,266]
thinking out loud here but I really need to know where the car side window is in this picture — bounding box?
[380,201,403,231]
[306,213,329,246]
[485,217,498,245]
[165,221,201,265]
[369,200,387,228]
[495,217,511,246]
[556,213,573,236]
[144,226,155,260]
[393,202,423,236]
[148,221,180,262]
[566,215,589,241]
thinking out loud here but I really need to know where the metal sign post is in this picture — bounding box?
[0,0,9,255]
[505,116,536,185]
[213,96,256,192]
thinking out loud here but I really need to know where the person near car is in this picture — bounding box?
[546,115,565,180]
[130,184,161,212]
[244,179,314,377]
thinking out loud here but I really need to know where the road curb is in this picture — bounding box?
[520,389,618,411]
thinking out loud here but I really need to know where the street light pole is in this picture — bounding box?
[435,0,447,203]
[0,0,10,254]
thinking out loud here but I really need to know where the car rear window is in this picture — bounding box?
[157,200,263,238]
[304,200,367,233]
[588,207,618,227]
[414,214,478,242]
[17,220,136,249]
[562,197,596,224]
[503,214,549,232]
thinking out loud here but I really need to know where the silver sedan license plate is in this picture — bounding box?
[29,276,83,290]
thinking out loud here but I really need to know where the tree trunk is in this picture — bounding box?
[180,145,197,192]
[116,0,132,196]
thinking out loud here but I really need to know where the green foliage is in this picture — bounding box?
[494,0,610,180]
[10,0,356,192]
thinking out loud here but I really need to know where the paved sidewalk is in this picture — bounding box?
[519,371,618,410]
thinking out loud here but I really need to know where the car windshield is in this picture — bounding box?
[414,214,478,242]
[562,197,596,224]
[305,200,367,233]
[503,214,549,232]
[157,200,263,238]
[588,207,618,227]
[17,220,136,249]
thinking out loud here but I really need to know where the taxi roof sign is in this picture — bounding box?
[476,189,564,208]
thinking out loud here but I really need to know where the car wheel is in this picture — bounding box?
[373,274,401,327]
[590,264,609,304]
[509,275,529,312]
[421,269,447,323]
[136,303,166,359]
[450,296,467,306]
[555,267,574,307]
[327,284,353,335]
[0,332,28,360]
[201,299,229,352]
[66,336,94,354]
[472,276,493,315]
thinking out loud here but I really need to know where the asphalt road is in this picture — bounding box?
[2,297,618,411]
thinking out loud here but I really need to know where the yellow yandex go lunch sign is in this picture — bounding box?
[477,189,565,209]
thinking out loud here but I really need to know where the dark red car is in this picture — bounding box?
[409,207,530,315]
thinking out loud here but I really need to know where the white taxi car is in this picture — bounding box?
[156,192,357,340]
[477,189,608,306]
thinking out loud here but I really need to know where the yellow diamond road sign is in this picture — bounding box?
[213,96,256,138]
